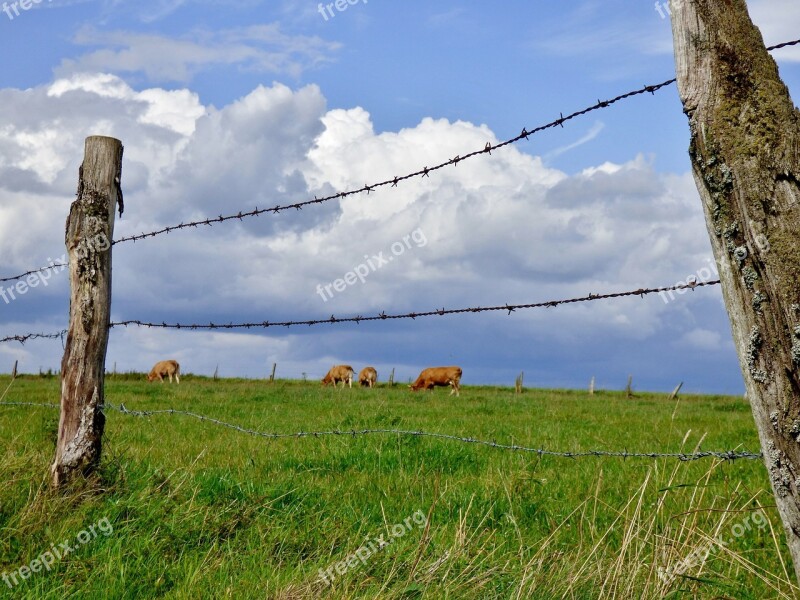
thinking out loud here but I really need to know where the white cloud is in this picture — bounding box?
[56,24,341,83]
[679,328,723,351]
[749,0,800,62]
[0,73,729,386]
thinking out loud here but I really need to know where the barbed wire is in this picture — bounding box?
[105,35,799,243]
[110,279,721,331]
[0,263,68,284]
[0,399,763,462]
[3,37,797,287]
[0,279,721,343]
[0,331,66,344]
[106,82,677,245]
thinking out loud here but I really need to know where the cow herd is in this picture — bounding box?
[146,360,462,396]
[323,364,462,396]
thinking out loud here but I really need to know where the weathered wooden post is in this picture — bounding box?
[51,136,122,488]
[668,382,683,401]
[11,360,17,380]
[670,0,800,581]
[269,362,277,383]
[625,375,633,399]
[388,368,395,387]
[515,371,524,394]
[589,376,595,396]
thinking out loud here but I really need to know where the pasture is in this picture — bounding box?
[0,375,797,599]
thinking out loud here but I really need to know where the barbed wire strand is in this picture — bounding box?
[0,331,66,344]
[0,279,721,344]
[111,279,721,330]
[0,79,675,286]
[0,263,68,284]
[3,37,798,286]
[0,399,763,462]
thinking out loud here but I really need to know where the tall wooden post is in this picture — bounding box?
[670,0,800,581]
[269,362,277,383]
[51,136,122,488]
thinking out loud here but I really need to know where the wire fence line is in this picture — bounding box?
[0,279,721,344]
[0,263,68,284]
[0,399,764,462]
[0,331,66,345]
[0,79,672,285]
[3,38,798,287]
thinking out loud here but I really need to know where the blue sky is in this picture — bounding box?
[1,0,799,393]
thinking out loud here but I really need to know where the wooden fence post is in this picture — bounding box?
[388,368,395,387]
[51,135,122,488]
[589,376,595,396]
[269,362,276,383]
[670,0,800,581]
[515,371,524,394]
[625,375,633,399]
[213,365,219,380]
[669,382,683,401]
[11,360,17,380]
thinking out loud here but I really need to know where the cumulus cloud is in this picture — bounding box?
[0,72,737,390]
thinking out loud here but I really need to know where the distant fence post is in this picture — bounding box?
[515,371,524,394]
[51,135,122,488]
[669,381,683,401]
[625,375,633,399]
[269,362,277,383]
[213,365,219,381]
[11,360,17,380]
[589,376,595,396]
[388,368,395,387]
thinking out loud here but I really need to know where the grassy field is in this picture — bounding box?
[0,374,797,599]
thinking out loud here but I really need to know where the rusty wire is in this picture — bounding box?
[0,399,764,462]
[2,37,798,287]
[0,263,68,284]
[0,279,720,343]
[0,331,66,344]
[0,78,681,284]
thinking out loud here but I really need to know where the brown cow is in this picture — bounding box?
[322,365,354,388]
[147,360,180,384]
[358,366,378,388]
[409,366,462,396]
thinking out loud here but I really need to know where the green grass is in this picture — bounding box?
[0,375,797,599]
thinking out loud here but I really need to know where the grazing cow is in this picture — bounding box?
[147,360,181,384]
[322,365,354,388]
[358,366,378,388]
[409,366,462,396]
